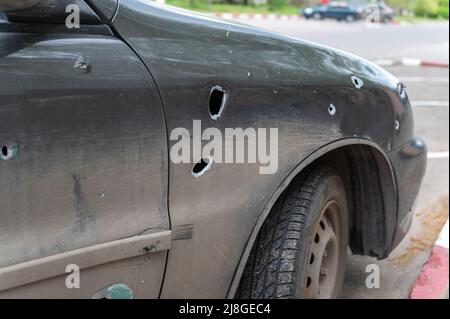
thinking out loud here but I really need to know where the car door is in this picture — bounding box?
[326,4,342,19]
[0,0,170,298]
[342,5,354,19]
[322,5,334,18]
[340,5,354,19]
[111,0,360,298]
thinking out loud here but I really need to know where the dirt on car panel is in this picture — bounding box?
[392,195,449,265]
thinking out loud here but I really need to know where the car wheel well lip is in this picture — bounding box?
[226,137,397,298]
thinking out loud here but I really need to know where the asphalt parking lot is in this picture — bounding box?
[235,18,449,298]
[241,19,449,63]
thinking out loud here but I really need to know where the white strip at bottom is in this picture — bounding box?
[401,77,449,83]
[412,101,449,107]
[428,151,450,159]
[435,219,449,249]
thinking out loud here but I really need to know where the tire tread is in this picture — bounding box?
[236,166,339,299]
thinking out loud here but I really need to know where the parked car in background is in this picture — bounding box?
[359,2,394,23]
[302,2,361,22]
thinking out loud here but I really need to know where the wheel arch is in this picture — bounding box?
[227,138,397,298]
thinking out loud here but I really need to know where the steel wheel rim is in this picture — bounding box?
[304,201,341,299]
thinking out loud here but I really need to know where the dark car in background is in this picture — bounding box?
[302,1,361,22]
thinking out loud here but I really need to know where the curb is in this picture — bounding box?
[212,12,302,20]
[373,58,450,68]
[212,13,405,25]
[410,245,449,299]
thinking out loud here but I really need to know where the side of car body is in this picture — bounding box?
[0,0,426,298]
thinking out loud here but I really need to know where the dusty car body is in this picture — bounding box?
[0,0,426,298]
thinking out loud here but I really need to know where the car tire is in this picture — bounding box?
[313,13,323,20]
[345,14,355,22]
[236,166,349,299]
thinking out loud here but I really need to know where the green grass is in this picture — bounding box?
[394,14,449,22]
[166,1,299,15]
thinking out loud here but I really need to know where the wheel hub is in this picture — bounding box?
[305,203,340,299]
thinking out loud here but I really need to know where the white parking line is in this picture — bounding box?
[411,101,449,107]
[401,77,449,83]
[436,219,449,249]
[428,151,450,159]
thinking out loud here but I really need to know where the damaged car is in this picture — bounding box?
[0,0,426,299]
